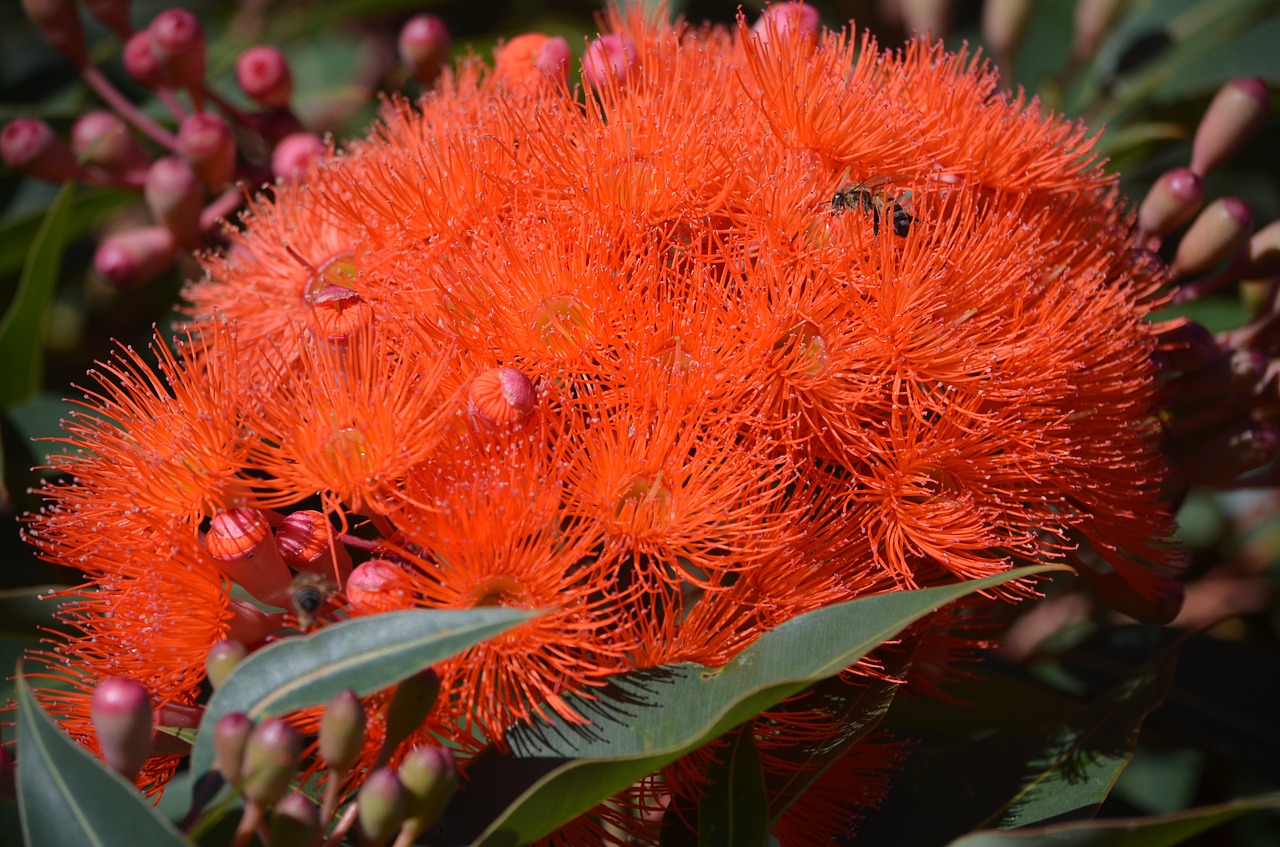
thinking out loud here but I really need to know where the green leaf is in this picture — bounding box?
[855,647,1175,844]
[14,667,191,847]
[189,606,542,782]
[698,724,768,847]
[438,566,1058,846]
[947,791,1280,847]
[0,183,74,405]
[0,185,134,281]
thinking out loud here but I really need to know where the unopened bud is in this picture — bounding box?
[346,558,413,615]
[1072,0,1124,62]
[205,508,295,607]
[582,34,639,90]
[357,767,407,847]
[899,0,953,37]
[276,509,352,582]
[213,712,254,785]
[144,156,203,247]
[1172,197,1254,278]
[72,111,148,176]
[751,3,822,47]
[271,132,325,181]
[254,108,303,147]
[2,118,82,184]
[83,0,132,40]
[149,8,206,105]
[1191,78,1270,176]
[1181,421,1280,486]
[227,598,285,645]
[495,33,570,88]
[270,793,322,847]
[123,30,162,87]
[177,113,235,190]
[90,676,153,783]
[398,746,458,839]
[205,639,248,689]
[1170,348,1267,401]
[1138,168,1204,241]
[21,0,85,66]
[1160,321,1220,373]
[242,718,303,806]
[469,366,536,427]
[318,689,367,776]
[537,37,571,82]
[982,0,1032,67]
[1241,219,1280,280]
[398,13,451,88]
[236,45,294,108]
[380,669,441,763]
[94,225,177,289]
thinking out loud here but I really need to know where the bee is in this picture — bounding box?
[831,177,915,238]
[288,572,338,630]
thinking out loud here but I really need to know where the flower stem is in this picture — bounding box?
[81,65,180,153]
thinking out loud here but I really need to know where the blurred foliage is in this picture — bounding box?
[2,1,1280,845]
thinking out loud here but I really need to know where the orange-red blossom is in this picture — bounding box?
[23,4,1180,844]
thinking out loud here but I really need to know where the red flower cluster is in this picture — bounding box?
[24,4,1180,842]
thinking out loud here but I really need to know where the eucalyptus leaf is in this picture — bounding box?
[0,183,73,405]
[189,606,542,783]
[437,566,1058,846]
[14,668,191,847]
[948,790,1280,847]
[698,724,768,847]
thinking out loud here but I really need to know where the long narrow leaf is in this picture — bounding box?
[14,667,190,847]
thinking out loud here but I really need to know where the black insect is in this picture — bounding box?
[831,178,915,237]
[288,572,336,630]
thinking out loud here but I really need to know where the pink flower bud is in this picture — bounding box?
[1072,0,1124,62]
[226,598,286,645]
[205,639,248,689]
[468,366,536,427]
[94,225,177,289]
[495,33,570,88]
[83,0,132,40]
[20,0,85,66]
[1192,78,1270,176]
[1242,220,1280,279]
[319,689,367,776]
[254,108,303,147]
[72,110,148,176]
[271,793,322,847]
[205,508,295,608]
[899,0,953,37]
[2,118,82,183]
[242,718,303,806]
[1160,321,1220,373]
[537,37,571,82]
[982,0,1032,68]
[398,746,458,839]
[123,30,162,87]
[582,34,639,90]
[178,113,236,189]
[1138,167,1204,241]
[751,3,821,47]
[271,131,326,181]
[357,767,408,847]
[214,712,254,785]
[1172,197,1254,279]
[237,45,294,108]
[398,13,451,88]
[346,558,413,615]
[276,509,352,582]
[90,676,153,783]
[144,156,203,248]
[149,8,206,105]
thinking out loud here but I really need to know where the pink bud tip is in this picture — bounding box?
[72,111,147,176]
[358,767,409,845]
[399,13,451,87]
[94,226,178,289]
[123,30,162,87]
[178,112,236,189]
[1171,196,1254,279]
[206,639,248,689]
[537,37,571,81]
[148,8,206,101]
[91,676,153,783]
[346,558,413,615]
[1138,167,1204,241]
[2,118,81,183]
[272,793,322,845]
[144,155,203,247]
[20,0,86,66]
[1192,77,1271,176]
[213,712,254,785]
[83,0,132,40]
[271,131,326,181]
[751,3,821,46]
[243,718,303,806]
[237,45,294,108]
[582,34,639,90]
